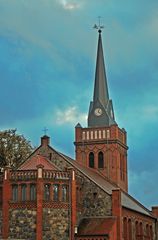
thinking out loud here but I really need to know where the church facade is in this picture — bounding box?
[0,29,158,240]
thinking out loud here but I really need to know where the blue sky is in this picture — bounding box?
[0,0,158,208]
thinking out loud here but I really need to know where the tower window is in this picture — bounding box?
[89,152,94,168]
[98,151,104,168]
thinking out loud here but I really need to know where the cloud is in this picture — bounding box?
[55,106,87,125]
[142,105,158,120]
[58,0,82,10]
[0,0,158,208]
[129,169,158,208]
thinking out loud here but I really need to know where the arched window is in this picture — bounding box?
[150,225,153,240]
[146,224,150,238]
[44,184,50,201]
[123,218,127,240]
[98,151,104,168]
[89,152,94,168]
[30,184,36,201]
[139,222,143,240]
[12,184,18,202]
[135,221,139,240]
[21,184,27,201]
[53,184,59,201]
[62,185,68,202]
[128,219,132,240]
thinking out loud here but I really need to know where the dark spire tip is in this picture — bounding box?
[98,29,102,33]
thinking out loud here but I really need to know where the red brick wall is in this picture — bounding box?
[75,125,128,192]
[122,207,155,240]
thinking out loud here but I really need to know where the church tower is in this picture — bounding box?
[74,28,128,192]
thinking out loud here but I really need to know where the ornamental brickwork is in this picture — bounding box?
[122,207,155,240]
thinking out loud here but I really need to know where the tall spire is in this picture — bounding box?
[93,30,109,107]
[88,29,116,127]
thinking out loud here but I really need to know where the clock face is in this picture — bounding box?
[94,108,103,116]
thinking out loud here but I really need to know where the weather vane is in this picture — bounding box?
[43,127,48,135]
[93,16,104,33]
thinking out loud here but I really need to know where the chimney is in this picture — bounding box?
[152,206,158,218]
[41,135,50,146]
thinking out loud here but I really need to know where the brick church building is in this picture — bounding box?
[0,28,158,240]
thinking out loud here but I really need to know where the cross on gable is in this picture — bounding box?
[43,127,48,135]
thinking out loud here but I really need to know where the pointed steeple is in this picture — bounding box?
[93,30,109,107]
[88,30,116,127]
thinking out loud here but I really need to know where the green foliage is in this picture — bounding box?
[0,129,33,169]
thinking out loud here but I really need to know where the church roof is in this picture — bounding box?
[26,142,154,218]
[18,154,58,171]
[121,192,152,217]
[57,151,153,217]
[77,217,116,236]
[59,152,116,195]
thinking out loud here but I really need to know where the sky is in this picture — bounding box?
[0,0,158,208]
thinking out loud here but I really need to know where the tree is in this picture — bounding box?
[0,129,34,169]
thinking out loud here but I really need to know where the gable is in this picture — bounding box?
[26,143,116,195]
[18,154,59,171]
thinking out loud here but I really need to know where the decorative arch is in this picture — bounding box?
[98,151,104,168]
[89,152,94,168]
